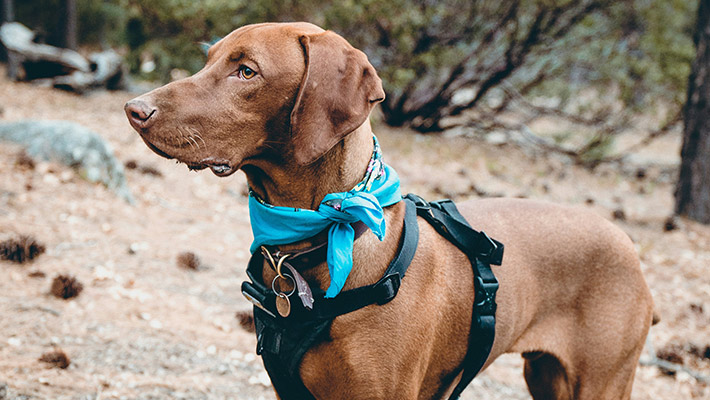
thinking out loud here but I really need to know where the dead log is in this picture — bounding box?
[0,22,125,92]
[53,50,125,92]
[0,22,89,80]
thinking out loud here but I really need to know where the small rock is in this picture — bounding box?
[612,209,626,221]
[484,131,508,146]
[92,265,115,281]
[635,168,647,180]
[0,382,7,399]
[138,165,163,177]
[663,216,679,232]
[248,371,272,387]
[15,151,35,170]
[39,349,70,369]
[128,242,149,254]
[27,270,46,278]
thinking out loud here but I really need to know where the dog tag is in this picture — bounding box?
[275,293,291,317]
[281,263,314,310]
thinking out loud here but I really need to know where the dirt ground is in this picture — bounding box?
[0,71,709,400]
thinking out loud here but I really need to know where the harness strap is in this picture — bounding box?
[242,195,502,400]
[405,194,502,400]
[311,198,419,317]
[256,308,329,400]
[242,199,420,400]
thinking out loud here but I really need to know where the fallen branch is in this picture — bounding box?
[0,22,89,78]
[639,356,710,383]
[640,336,710,384]
[0,22,125,92]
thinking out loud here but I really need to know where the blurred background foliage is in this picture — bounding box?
[8,0,698,158]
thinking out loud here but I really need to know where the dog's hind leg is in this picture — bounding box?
[565,337,645,400]
[523,351,571,400]
[523,344,641,400]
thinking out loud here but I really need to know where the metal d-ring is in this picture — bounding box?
[271,273,296,297]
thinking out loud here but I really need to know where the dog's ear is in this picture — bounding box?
[289,31,385,165]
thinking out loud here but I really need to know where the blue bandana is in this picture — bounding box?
[248,137,402,298]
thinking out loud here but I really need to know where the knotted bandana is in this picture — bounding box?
[248,137,402,298]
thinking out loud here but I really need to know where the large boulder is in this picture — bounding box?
[0,120,133,203]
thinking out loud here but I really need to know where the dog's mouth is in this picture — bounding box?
[140,136,237,177]
[187,162,236,177]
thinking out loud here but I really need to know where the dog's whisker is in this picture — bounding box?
[189,128,207,150]
[188,135,200,150]
[178,127,196,151]
[195,134,206,149]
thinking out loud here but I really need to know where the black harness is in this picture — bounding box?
[241,194,504,399]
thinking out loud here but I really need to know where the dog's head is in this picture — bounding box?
[125,22,385,176]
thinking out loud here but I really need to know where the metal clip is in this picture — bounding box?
[261,245,291,279]
[474,275,499,316]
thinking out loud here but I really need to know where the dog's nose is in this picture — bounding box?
[125,99,157,130]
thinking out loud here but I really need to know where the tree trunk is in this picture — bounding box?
[2,0,13,22]
[63,0,77,50]
[1,0,13,63]
[675,0,710,223]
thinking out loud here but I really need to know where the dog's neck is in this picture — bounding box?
[243,122,405,292]
[245,123,375,211]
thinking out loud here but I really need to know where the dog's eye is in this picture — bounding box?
[237,66,256,80]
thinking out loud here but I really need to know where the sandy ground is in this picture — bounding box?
[0,73,708,399]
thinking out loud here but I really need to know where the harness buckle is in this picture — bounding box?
[406,193,439,223]
[373,273,402,305]
[405,193,430,211]
[477,231,503,265]
[242,281,277,319]
[405,193,427,207]
[474,275,498,317]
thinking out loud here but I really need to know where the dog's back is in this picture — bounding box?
[457,197,654,399]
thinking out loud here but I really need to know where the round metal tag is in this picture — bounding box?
[275,293,291,317]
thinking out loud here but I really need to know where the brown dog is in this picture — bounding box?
[125,22,654,399]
